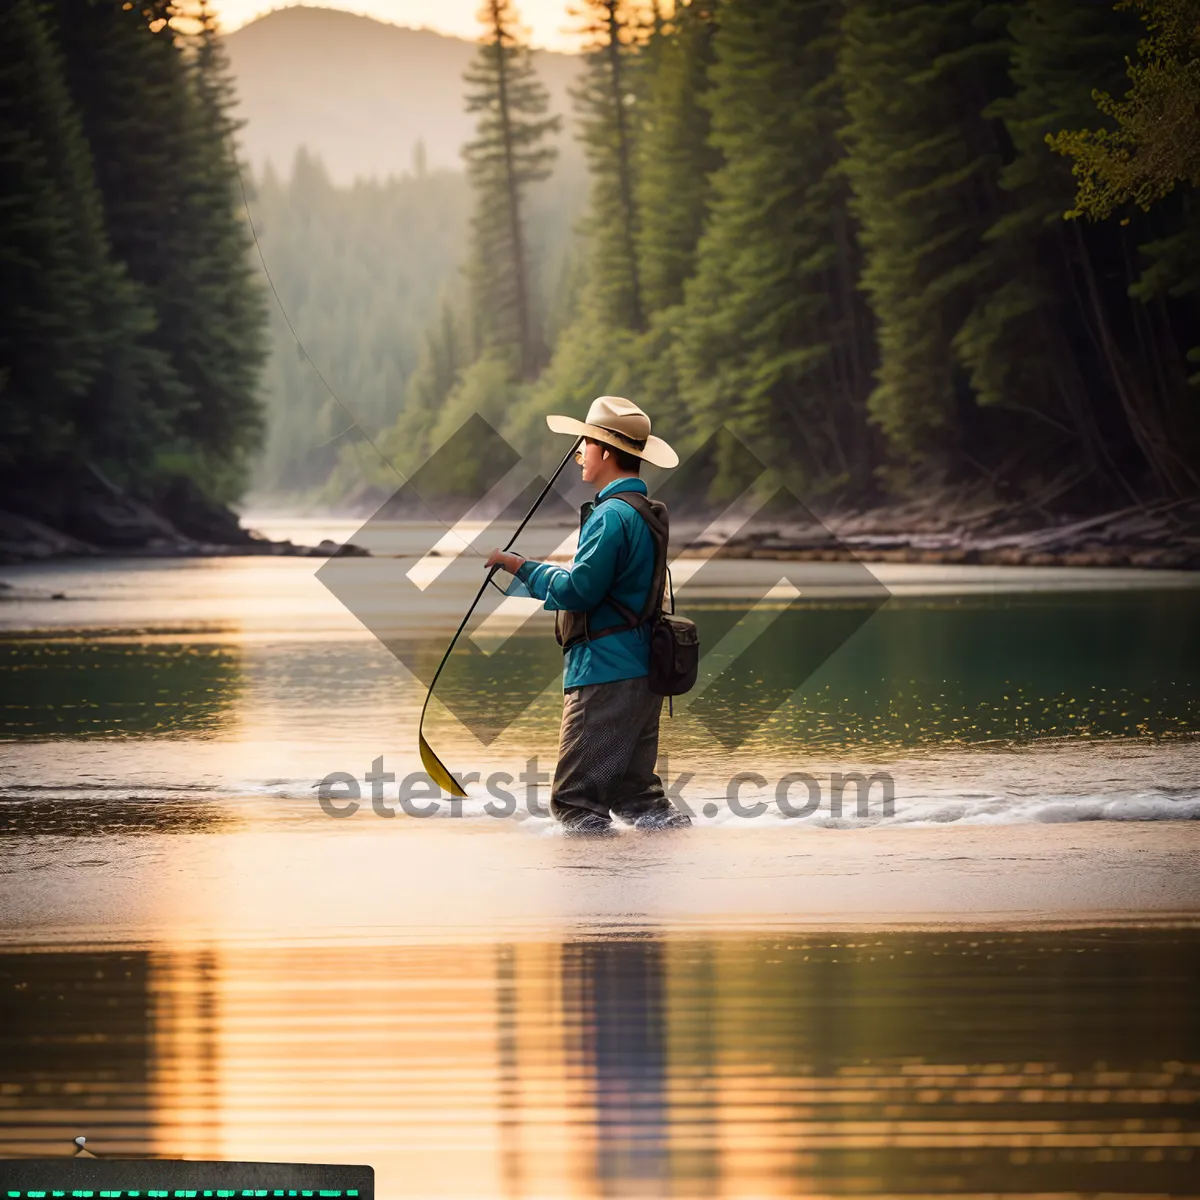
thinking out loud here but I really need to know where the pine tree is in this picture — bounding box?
[675,0,876,497]
[571,0,649,333]
[1048,0,1200,220]
[959,0,1154,500]
[635,0,720,316]
[839,0,1012,482]
[53,0,195,439]
[977,0,1198,499]
[53,0,265,493]
[1037,0,1200,496]
[0,0,102,466]
[0,0,169,472]
[176,0,269,477]
[461,0,560,382]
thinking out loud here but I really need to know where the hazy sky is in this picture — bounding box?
[211,1,585,50]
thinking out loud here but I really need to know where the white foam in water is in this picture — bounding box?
[4,766,1198,833]
[9,770,1190,829]
[5,693,1197,833]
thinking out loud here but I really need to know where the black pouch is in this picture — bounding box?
[647,612,699,696]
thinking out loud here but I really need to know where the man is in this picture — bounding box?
[485,396,692,834]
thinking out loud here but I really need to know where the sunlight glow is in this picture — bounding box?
[209,0,588,51]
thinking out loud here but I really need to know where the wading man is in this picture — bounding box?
[485,397,692,834]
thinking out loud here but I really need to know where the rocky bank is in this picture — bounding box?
[3,466,1196,572]
[0,464,366,565]
[711,493,1200,570]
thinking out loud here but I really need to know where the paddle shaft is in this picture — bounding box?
[501,437,583,554]
[419,436,583,722]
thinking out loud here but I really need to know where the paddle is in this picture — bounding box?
[418,437,583,798]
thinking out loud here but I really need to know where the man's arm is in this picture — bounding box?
[495,507,624,612]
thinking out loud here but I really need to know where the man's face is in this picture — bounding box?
[575,437,608,484]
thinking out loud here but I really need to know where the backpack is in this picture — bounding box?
[554,491,700,708]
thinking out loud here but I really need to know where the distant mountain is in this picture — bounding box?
[224,5,583,183]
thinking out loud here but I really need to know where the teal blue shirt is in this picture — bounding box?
[507,476,656,690]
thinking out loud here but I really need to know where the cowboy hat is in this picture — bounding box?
[546,396,678,469]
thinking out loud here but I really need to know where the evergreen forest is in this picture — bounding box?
[1,0,268,504]
[3,0,1198,521]
[364,0,1200,514]
[248,145,587,501]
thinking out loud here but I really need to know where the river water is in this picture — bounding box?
[1,524,1198,1196]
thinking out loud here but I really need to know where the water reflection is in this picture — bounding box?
[2,929,1196,1197]
[4,587,1194,763]
[0,790,234,835]
[0,639,243,740]
[563,939,671,1196]
[1,951,158,1156]
[714,589,1200,752]
[1,567,1197,827]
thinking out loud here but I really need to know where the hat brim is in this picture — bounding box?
[546,414,678,469]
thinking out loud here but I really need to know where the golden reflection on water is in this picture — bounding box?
[5,588,1199,760]
[2,931,1197,1198]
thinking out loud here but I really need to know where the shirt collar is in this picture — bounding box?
[595,476,648,503]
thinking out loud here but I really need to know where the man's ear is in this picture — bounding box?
[602,449,610,460]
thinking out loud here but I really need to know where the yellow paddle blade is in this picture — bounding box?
[419,731,468,799]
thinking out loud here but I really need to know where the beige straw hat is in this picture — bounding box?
[546,396,678,469]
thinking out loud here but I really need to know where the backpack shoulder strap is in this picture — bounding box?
[606,490,668,538]
[567,492,669,647]
[600,492,669,625]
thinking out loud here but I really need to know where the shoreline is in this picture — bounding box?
[720,494,1200,570]
[3,477,1198,570]
[0,465,369,566]
[4,513,1196,570]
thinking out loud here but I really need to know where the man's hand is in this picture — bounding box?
[485,548,526,575]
